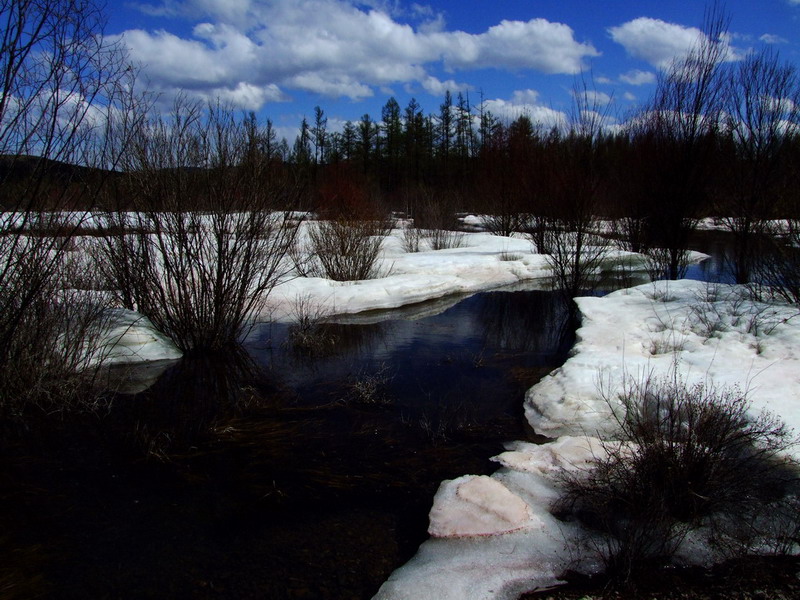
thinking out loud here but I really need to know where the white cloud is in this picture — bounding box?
[760,33,788,44]
[609,17,739,70]
[511,89,540,104]
[609,18,703,69]
[119,0,599,109]
[623,91,637,102]
[419,76,472,96]
[573,89,613,106]
[619,69,656,86]
[483,91,567,130]
[411,3,446,33]
[437,19,598,74]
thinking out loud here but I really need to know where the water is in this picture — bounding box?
[0,283,576,600]
[0,234,734,599]
[685,230,738,284]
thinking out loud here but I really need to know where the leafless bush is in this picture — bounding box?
[525,214,554,254]
[97,101,300,352]
[498,251,523,262]
[284,294,337,357]
[556,372,799,581]
[424,227,465,251]
[412,188,465,250]
[483,212,529,238]
[400,221,423,253]
[0,255,114,414]
[541,224,612,298]
[411,400,479,444]
[0,0,136,414]
[643,246,690,281]
[306,218,390,281]
[752,220,800,305]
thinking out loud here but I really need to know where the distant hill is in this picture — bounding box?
[0,155,120,211]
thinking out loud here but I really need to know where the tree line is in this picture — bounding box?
[260,8,800,287]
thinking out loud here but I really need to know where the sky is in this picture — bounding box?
[105,0,800,141]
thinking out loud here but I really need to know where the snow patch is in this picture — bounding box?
[98,309,182,365]
[428,475,538,538]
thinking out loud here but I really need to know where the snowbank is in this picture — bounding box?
[526,279,800,442]
[96,309,182,365]
[374,437,606,600]
[267,226,645,322]
[374,279,800,600]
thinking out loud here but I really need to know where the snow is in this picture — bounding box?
[374,437,606,600]
[57,214,800,599]
[266,224,646,322]
[525,279,800,441]
[95,309,182,365]
[374,278,800,600]
[427,475,538,538]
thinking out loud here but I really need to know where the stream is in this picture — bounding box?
[0,233,731,600]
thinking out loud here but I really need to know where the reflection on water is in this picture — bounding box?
[1,283,579,600]
[2,232,742,599]
[685,230,737,284]
[244,284,576,433]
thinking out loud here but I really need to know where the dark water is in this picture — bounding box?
[685,230,737,284]
[0,234,733,600]
[0,285,575,600]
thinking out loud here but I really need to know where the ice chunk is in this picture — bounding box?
[428,475,539,538]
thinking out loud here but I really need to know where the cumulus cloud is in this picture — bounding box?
[419,76,472,96]
[609,17,739,70]
[619,69,656,86]
[483,91,567,130]
[437,18,599,73]
[511,89,541,104]
[608,18,703,68]
[573,89,613,106]
[117,0,598,109]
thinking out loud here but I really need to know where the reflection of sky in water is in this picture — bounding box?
[685,230,737,284]
[245,287,574,421]
[117,232,740,417]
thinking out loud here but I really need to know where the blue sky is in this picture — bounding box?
[106,1,800,140]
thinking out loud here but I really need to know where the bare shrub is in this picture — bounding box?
[720,47,800,284]
[644,246,690,281]
[752,220,800,305]
[483,212,529,238]
[542,225,611,297]
[498,251,523,262]
[0,256,114,414]
[625,6,729,281]
[556,372,799,582]
[400,220,423,253]
[97,101,300,352]
[423,227,465,250]
[284,294,337,357]
[647,335,686,356]
[0,0,137,414]
[307,218,390,281]
[525,214,555,255]
[413,188,465,250]
[535,77,613,298]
